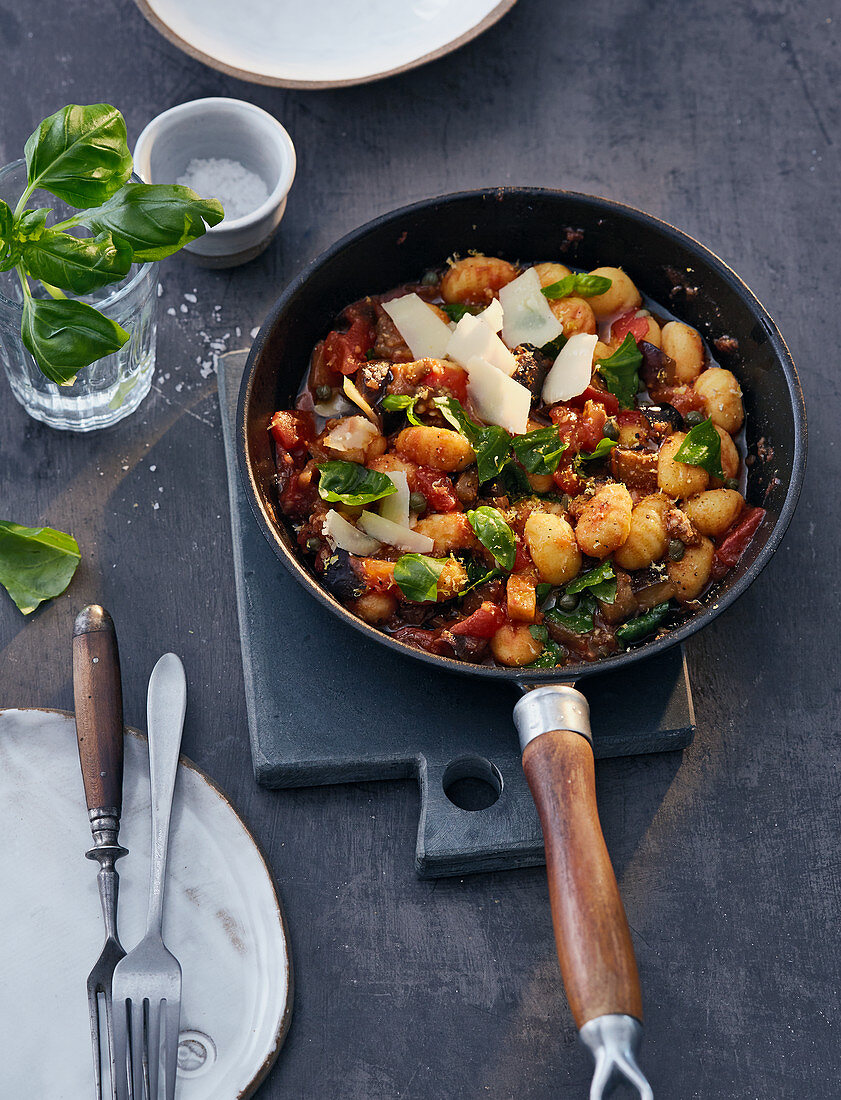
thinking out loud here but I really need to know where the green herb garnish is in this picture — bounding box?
[545,593,598,634]
[673,417,724,478]
[540,273,613,300]
[466,506,517,571]
[0,521,81,614]
[440,303,478,322]
[539,333,568,357]
[565,561,617,603]
[394,553,448,602]
[316,461,397,506]
[596,333,642,409]
[615,603,671,646]
[381,393,424,426]
[432,396,511,483]
[0,103,223,383]
[527,637,568,668]
[511,426,566,475]
[575,437,619,466]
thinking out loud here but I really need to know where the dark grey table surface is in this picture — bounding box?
[0,2,836,1097]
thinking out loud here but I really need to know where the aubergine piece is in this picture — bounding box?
[511,346,551,397]
[321,550,365,600]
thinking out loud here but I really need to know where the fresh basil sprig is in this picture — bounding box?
[316,460,397,506]
[596,334,642,409]
[381,393,424,426]
[0,520,80,614]
[394,553,448,602]
[511,426,566,475]
[541,273,613,300]
[673,417,724,478]
[565,561,617,603]
[0,103,224,384]
[466,506,517,571]
[433,395,511,483]
[545,592,598,633]
[575,437,618,466]
[440,303,477,322]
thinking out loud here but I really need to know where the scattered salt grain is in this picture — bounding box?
[153,501,160,511]
[149,465,156,472]
[250,327,259,339]
[176,158,269,222]
[166,307,176,316]
[184,292,197,304]
[180,304,188,314]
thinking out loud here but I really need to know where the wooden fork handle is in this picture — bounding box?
[515,687,643,1029]
[73,605,124,817]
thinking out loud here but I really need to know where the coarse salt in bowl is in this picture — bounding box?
[133,97,296,268]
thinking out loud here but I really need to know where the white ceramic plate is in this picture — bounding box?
[0,708,291,1099]
[133,0,517,88]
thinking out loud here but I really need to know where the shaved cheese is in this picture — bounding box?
[446,313,517,376]
[465,356,531,435]
[342,375,379,425]
[383,293,452,359]
[499,267,564,350]
[323,510,381,555]
[358,511,434,552]
[325,416,380,453]
[379,470,410,527]
[541,333,598,404]
[476,298,504,333]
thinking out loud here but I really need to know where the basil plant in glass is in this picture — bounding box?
[0,104,223,430]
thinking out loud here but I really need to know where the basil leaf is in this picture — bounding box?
[545,593,597,633]
[466,506,517,571]
[527,638,567,668]
[535,582,553,605]
[458,564,502,596]
[565,561,617,603]
[511,426,566,475]
[497,460,533,498]
[78,183,224,261]
[381,393,424,426]
[14,207,50,242]
[529,624,549,643]
[616,602,671,646]
[21,296,129,385]
[596,333,642,409]
[24,104,132,208]
[432,395,481,442]
[316,460,397,506]
[0,200,18,270]
[21,230,132,294]
[540,333,567,357]
[441,303,477,322]
[475,425,511,483]
[0,521,80,614]
[673,417,724,478]
[541,273,613,300]
[394,553,447,602]
[576,437,618,465]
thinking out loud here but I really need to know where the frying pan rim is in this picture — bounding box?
[236,186,807,684]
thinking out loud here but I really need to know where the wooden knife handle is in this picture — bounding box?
[73,605,124,815]
[522,728,643,1028]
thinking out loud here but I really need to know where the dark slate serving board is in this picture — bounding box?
[218,355,694,877]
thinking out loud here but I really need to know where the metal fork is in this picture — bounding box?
[73,606,128,1100]
[113,653,187,1100]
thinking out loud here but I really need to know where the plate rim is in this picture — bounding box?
[131,0,517,89]
[0,705,293,1099]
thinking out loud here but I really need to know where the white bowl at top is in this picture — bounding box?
[133,97,296,268]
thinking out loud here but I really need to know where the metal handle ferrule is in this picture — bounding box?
[513,685,592,752]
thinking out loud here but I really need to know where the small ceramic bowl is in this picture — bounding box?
[134,97,296,268]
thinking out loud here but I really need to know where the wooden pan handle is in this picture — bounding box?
[516,688,642,1029]
[73,605,124,815]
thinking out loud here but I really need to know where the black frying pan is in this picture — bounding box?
[237,188,806,1096]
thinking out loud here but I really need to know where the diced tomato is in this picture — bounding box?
[552,465,583,495]
[390,625,451,656]
[450,602,506,638]
[419,361,468,403]
[548,405,581,445]
[269,409,314,454]
[323,317,375,377]
[579,400,607,452]
[278,470,316,516]
[414,467,461,512]
[548,401,606,454]
[567,385,620,416]
[358,558,398,595]
[712,507,766,578]
[513,537,532,573]
[611,310,650,344]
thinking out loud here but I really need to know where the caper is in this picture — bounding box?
[315,384,332,401]
[421,269,439,286]
[409,491,428,513]
[668,539,685,561]
[557,592,579,612]
[725,477,739,491]
[684,409,704,427]
[603,418,619,441]
[306,536,321,553]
